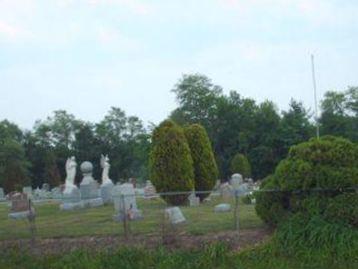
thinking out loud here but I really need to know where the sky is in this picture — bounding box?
[1,0,357,129]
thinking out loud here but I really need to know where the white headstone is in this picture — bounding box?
[42,183,50,192]
[100,181,114,204]
[165,207,186,224]
[60,186,82,211]
[0,188,5,202]
[188,191,200,207]
[230,173,243,189]
[22,186,33,199]
[144,180,158,199]
[112,183,142,221]
[100,154,114,204]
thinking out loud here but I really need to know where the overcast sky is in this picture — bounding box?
[1,0,357,129]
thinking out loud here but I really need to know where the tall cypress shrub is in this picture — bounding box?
[149,120,194,205]
[184,124,218,200]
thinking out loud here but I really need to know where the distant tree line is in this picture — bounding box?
[0,73,356,192]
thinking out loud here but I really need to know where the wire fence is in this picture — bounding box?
[0,186,356,248]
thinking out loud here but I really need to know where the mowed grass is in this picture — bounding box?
[0,196,263,240]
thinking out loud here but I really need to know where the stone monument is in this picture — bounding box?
[188,190,200,207]
[0,188,5,202]
[230,173,248,197]
[8,193,36,220]
[63,157,78,194]
[100,154,114,204]
[22,186,33,200]
[60,157,82,210]
[144,180,158,199]
[112,183,142,221]
[80,161,103,208]
[42,183,50,192]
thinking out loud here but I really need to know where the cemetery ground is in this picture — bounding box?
[0,196,355,269]
[0,196,266,248]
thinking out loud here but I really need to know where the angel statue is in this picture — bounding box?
[100,154,113,185]
[64,156,77,194]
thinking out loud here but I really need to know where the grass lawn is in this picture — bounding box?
[0,196,263,240]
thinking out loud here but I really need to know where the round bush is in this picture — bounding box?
[255,136,358,226]
[324,193,358,227]
[184,124,218,200]
[149,120,194,205]
[230,153,251,179]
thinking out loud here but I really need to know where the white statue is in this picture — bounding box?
[64,156,77,194]
[101,154,113,185]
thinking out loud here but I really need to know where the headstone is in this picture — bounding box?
[129,178,137,188]
[51,187,63,199]
[112,183,142,221]
[8,193,35,219]
[230,173,249,197]
[79,161,103,208]
[100,154,114,204]
[100,181,114,204]
[22,186,33,200]
[165,207,186,225]
[220,183,233,200]
[60,187,82,211]
[188,191,200,207]
[80,161,96,185]
[144,180,159,199]
[0,188,5,202]
[42,183,50,192]
[214,203,231,213]
[230,173,243,189]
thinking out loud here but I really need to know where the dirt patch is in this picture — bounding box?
[0,228,272,256]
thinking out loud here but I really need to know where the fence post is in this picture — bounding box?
[234,190,239,235]
[121,194,129,239]
[28,198,37,246]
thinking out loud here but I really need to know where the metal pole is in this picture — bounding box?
[311,54,320,139]
[234,191,239,234]
[121,194,129,239]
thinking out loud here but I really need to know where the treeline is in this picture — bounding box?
[0,73,357,192]
[170,74,357,179]
[0,108,150,192]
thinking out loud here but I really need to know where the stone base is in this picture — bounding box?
[214,203,231,213]
[82,198,104,208]
[100,183,114,204]
[8,210,34,220]
[60,202,84,211]
[113,209,143,222]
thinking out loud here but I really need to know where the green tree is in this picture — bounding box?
[230,153,251,178]
[0,139,30,193]
[249,101,281,179]
[171,73,223,137]
[276,100,314,159]
[149,120,194,205]
[320,88,358,142]
[184,124,218,200]
[95,107,150,182]
[255,136,358,226]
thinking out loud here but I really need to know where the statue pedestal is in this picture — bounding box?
[60,187,83,211]
[100,181,114,204]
